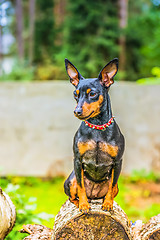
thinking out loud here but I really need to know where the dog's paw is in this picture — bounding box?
[101,200,113,212]
[79,202,91,214]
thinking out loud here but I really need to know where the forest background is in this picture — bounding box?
[0,0,160,82]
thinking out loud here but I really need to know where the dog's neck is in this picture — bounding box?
[87,94,113,125]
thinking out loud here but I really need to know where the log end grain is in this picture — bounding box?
[53,199,132,240]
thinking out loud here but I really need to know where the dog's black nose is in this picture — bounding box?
[74,108,82,116]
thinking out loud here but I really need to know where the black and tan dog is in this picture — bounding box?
[64,58,125,214]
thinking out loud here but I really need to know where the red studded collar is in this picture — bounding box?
[84,117,114,131]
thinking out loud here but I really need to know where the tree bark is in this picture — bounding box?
[20,224,54,240]
[0,187,16,240]
[53,199,132,240]
[16,0,24,60]
[20,200,160,240]
[131,214,160,240]
[54,0,66,27]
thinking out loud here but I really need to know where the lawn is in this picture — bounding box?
[1,170,160,239]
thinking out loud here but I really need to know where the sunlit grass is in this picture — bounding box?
[1,171,160,239]
[23,177,67,228]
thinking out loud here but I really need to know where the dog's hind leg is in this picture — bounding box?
[64,170,79,208]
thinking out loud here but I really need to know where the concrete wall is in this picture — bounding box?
[0,81,159,177]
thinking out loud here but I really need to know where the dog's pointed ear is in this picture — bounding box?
[98,58,118,88]
[65,59,83,87]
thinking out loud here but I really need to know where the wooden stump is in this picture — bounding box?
[20,224,54,240]
[53,199,132,240]
[131,214,160,240]
[0,187,16,240]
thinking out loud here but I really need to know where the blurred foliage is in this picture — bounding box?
[56,0,119,78]
[0,61,35,81]
[125,1,160,80]
[128,169,160,183]
[138,9,160,77]
[1,0,160,81]
[35,58,66,80]
[152,66,160,77]
[1,171,160,238]
[34,0,55,63]
[137,66,160,84]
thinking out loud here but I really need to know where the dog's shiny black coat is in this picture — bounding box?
[64,58,125,208]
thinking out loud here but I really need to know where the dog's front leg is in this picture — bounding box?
[102,160,122,211]
[74,159,91,214]
[102,168,115,211]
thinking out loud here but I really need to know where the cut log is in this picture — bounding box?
[20,224,54,240]
[0,187,16,240]
[19,201,160,240]
[131,214,160,240]
[53,199,132,240]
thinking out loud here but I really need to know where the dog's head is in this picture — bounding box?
[65,59,118,120]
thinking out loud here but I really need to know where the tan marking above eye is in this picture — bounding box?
[99,142,118,158]
[78,140,96,155]
[86,89,91,94]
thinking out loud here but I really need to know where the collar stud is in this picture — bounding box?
[84,117,114,131]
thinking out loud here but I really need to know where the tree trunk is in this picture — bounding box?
[53,199,132,240]
[29,0,35,65]
[16,0,24,60]
[54,0,66,27]
[20,224,54,240]
[118,0,128,73]
[0,187,16,240]
[54,0,66,46]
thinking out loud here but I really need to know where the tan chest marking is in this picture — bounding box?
[99,142,118,158]
[78,140,96,156]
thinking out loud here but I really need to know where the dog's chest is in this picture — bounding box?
[77,139,118,181]
[77,139,118,163]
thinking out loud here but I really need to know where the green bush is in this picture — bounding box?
[137,66,160,85]
[0,62,35,82]
[35,64,66,80]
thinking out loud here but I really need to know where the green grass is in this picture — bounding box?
[137,77,160,85]
[1,177,67,239]
[1,171,160,239]
[22,177,67,228]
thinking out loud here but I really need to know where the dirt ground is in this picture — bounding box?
[120,179,160,223]
[127,181,160,208]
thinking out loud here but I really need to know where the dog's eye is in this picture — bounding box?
[89,92,96,98]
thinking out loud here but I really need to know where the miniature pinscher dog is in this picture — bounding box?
[64,58,125,214]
